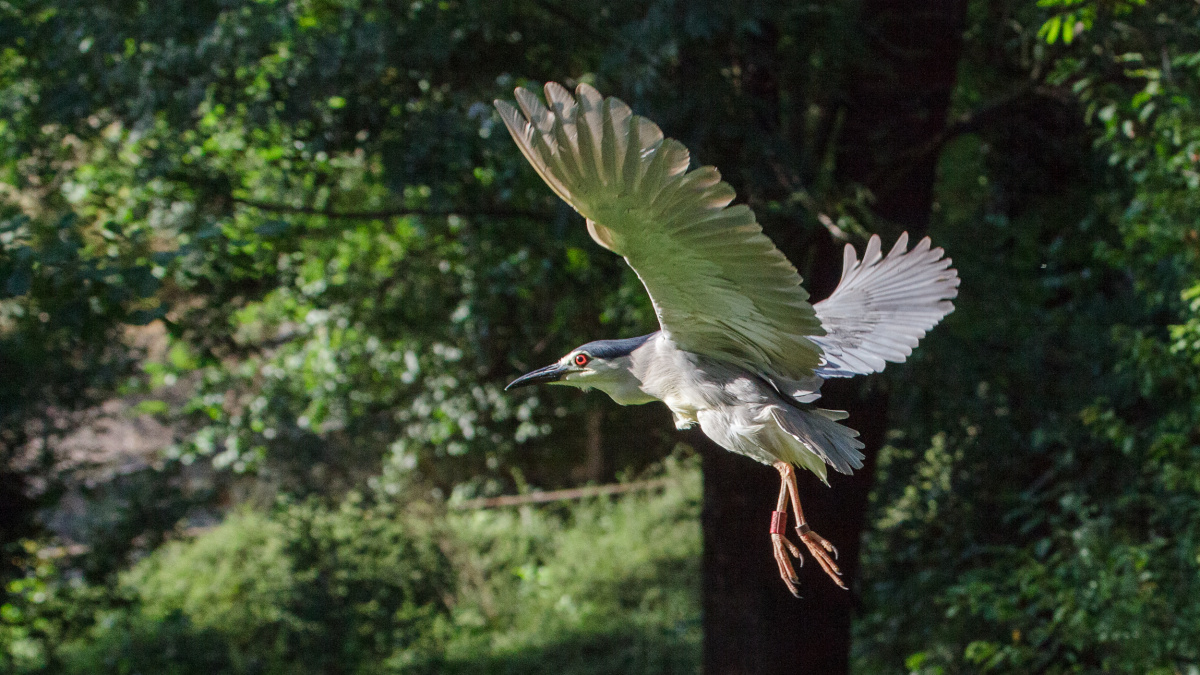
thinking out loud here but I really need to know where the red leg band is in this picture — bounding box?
[770,511,788,535]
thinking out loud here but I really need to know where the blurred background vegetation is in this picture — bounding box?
[2,0,1200,673]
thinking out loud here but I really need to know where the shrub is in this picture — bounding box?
[440,452,702,674]
[70,498,453,674]
[5,455,701,674]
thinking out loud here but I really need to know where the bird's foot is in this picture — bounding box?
[796,523,846,589]
[772,532,804,597]
[770,509,803,596]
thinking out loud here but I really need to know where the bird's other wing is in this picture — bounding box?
[811,233,959,377]
[495,82,824,380]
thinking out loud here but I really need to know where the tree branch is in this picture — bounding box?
[453,478,673,510]
[866,81,1051,206]
[232,197,549,221]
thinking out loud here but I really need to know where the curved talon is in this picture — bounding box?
[772,534,801,576]
[797,528,847,589]
[782,536,801,559]
[800,527,840,560]
[771,534,801,597]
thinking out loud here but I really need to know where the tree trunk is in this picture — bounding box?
[575,406,606,483]
[700,2,967,673]
[0,467,37,580]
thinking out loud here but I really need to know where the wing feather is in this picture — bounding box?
[497,83,824,378]
[813,233,960,377]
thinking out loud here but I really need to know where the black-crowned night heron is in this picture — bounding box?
[499,82,959,595]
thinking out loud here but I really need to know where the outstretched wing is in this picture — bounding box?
[812,233,959,377]
[495,82,824,379]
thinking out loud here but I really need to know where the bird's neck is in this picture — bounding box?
[585,355,660,406]
[626,334,706,407]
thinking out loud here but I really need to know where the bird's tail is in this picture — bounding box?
[766,405,865,485]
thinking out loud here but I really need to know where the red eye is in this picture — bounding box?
[574,353,590,367]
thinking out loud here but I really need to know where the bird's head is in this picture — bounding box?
[505,333,658,405]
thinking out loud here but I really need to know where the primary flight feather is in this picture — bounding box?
[496,82,825,379]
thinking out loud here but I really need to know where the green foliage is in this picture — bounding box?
[856,2,1200,672]
[5,499,452,674]
[441,452,701,674]
[124,500,452,673]
[1,456,700,674]
[125,512,301,657]
[57,612,241,675]
[0,0,675,505]
[1036,0,1146,45]
[0,546,118,673]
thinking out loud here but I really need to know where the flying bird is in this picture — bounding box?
[498,82,959,595]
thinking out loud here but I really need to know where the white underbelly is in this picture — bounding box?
[631,335,783,462]
[696,406,779,465]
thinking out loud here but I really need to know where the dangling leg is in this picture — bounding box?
[774,462,846,589]
[770,474,804,597]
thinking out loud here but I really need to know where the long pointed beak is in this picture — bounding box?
[506,362,571,390]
